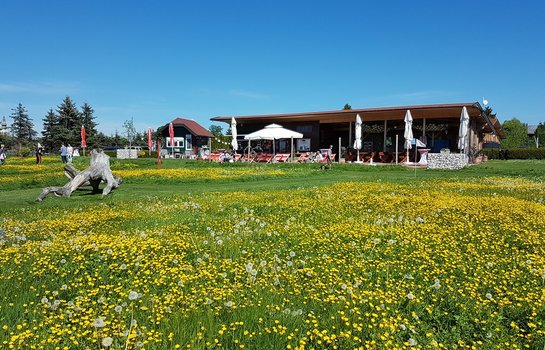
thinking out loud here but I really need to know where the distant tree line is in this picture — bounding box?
[1,96,152,154]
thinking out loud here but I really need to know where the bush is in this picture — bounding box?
[482,148,545,160]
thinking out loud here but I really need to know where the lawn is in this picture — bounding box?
[1,156,545,349]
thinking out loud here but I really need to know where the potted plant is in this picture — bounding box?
[469,147,483,164]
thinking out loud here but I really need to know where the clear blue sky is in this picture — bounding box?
[1,0,544,135]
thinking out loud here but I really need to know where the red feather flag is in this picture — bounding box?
[147,128,153,150]
[169,122,175,147]
[81,125,87,148]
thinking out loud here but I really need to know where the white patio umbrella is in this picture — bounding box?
[231,117,238,151]
[404,110,413,163]
[244,124,303,155]
[458,106,469,154]
[353,114,362,162]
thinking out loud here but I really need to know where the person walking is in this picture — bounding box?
[0,144,6,165]
[60,143,68,163]
[67,144,73,163]
[36,142,43,164]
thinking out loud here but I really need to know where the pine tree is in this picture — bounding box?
[42,108,60,151]
[80,102,98,148]
[10,103,36,144]
[56,96,81,145]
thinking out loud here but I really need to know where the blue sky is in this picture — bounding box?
[1,0,544,135]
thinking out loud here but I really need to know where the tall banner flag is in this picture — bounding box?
[81,125,87,156]
[169,122,175,147]
[147,128,153,154]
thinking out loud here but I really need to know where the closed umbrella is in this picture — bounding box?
[404,110,413,163]
[458,106,469,154]
[353,114,362,162]
[231,117,238,151]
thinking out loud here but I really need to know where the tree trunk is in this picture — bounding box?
[37,149,122,201]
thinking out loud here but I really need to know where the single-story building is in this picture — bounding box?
[159,118,214,157]
[211,102,504,158]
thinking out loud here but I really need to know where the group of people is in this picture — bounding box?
[0,143,82,165]
[59,143,79,163]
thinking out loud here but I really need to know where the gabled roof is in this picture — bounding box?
[160,118,214,138]
[528,125,538,135]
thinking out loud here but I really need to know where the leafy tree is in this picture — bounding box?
[343,104,352,110]
[535,123,545,147]
[209,124,228,151]
[501,118,529,148]
[10,103,36,144]
[209,125,224,137]
[80,102,98,148]
[123,118,137,148]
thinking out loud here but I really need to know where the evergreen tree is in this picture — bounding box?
[42,108,60,151]
[10,103,36,144]
[56,96,81,145]
[80,102,98,148]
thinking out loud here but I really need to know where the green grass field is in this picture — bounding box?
[1,157,545,349]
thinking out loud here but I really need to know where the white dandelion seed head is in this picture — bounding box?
[102,337,113,347]
[93,317,106,328]
[128,291,140,300]
[224,301,233,307]
[485,293,492,300]
[406,293,415,300]
[408,338,417,346]
[115,305,123,313]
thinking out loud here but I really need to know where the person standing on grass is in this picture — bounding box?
[36,142,43,164]
[326,145,333,165]
[0,144,6,165]
[60,143,68,163]
[67,143,73,163]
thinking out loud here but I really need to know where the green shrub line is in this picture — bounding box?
[482,147,545,160]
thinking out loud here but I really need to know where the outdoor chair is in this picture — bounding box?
[273,153,290,163]
[208,153,220,162]
[297,153,310,163]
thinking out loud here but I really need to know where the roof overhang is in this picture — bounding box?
[212,102,504,138]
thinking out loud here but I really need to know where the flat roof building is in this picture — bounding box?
[212,102,503,156]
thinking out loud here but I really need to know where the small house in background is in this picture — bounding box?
[158,118,214,158]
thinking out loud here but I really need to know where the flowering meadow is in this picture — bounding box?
[1,157,545,349]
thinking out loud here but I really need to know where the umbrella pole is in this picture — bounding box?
[291,137,294,162]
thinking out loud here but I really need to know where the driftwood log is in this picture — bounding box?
[37,149,122,201]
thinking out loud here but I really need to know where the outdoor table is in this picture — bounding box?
[418,149,431,165]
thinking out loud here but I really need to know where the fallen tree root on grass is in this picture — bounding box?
[37,149,122,201]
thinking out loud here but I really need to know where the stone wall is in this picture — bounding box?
[427,153,468,170]
[116,149,138,159]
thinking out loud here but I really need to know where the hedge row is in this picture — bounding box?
[482,148,545,160]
